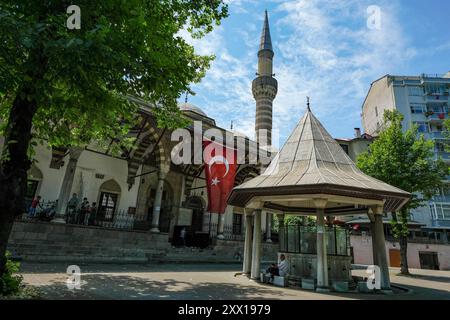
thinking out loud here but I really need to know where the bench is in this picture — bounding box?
[273,276,287,287]
[260,273,288,287]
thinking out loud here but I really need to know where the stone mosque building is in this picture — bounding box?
[3,12,366,251]
[2,12,283,246]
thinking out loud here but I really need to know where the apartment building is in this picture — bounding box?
[362,72,450,230]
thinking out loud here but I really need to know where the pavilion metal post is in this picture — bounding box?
[265,212,272,243]
[251,209,262,280]
[277,214,285,252]
[243,211,254,275]
[314,199,329,292]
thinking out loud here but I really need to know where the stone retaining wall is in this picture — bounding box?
[8,221,279,264]
[8,221,171,263]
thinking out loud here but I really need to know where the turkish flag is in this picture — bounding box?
[203,140,238,214]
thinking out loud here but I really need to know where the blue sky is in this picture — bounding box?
[180,0,450,147]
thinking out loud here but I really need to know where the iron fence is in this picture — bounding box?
[202,219,279,243]
[281,224,350,257]
[204,222,246,241]
[18,205,153,232]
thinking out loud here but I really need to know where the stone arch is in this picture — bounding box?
[185,195,206,232]
[182,164,205,198]
[28,163,43,181]
[99,179,121,193]
[127,120,170,189]
[234,165,260,187]
[146,178,174,233]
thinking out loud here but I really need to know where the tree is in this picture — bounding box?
[357,110,447,275]
[0,1,228,277]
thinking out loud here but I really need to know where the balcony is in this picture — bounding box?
[429,131,450,140]
[430,202,450,227]
[425,94,449,102]
[435,152,450,161]
[421,73,450,84]
[426,113,448,122]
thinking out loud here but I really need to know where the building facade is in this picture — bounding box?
[361,73,450,230]
[2,13,283,246]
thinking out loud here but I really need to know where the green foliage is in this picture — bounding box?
[357,110,447,238]
[0,252,23,296]
[443,119,450,162]
[0,0,228,152]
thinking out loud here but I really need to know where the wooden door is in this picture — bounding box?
[389,249,401,267]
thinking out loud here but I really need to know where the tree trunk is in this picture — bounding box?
[0,50,46,277]
[399,235,410,275]
[392,209,410,275]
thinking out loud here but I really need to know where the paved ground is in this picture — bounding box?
[19,263,450,300]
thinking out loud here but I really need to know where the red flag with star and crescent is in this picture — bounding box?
[203,140,238,214]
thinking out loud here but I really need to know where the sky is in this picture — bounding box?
[180,0,450,147]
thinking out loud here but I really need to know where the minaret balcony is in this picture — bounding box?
[252,76,278,91]
[252,76,278,97]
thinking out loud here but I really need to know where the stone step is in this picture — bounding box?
[17,254,149,264]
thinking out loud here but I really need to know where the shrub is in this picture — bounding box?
[0,251,24,296]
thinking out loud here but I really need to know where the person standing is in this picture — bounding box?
[88,202,98,226]
[79,198,89,225]
[67,193,79,224]
[180,227,187,247]
[28,196,41,218]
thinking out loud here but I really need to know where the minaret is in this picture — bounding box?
[253,10,278,147]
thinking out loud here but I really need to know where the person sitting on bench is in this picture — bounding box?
[266,254,288,282]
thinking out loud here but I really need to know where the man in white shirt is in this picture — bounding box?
[278,254,289,277]
[265,254,289,283]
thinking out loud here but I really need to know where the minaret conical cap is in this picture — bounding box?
[259,10,273,52]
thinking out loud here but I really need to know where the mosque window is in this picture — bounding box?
[98,192,118,221]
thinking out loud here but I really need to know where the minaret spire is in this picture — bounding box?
[259,10,273,52]
[253,10,278,147]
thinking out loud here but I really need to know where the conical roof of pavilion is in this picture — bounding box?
[228,108,411,213]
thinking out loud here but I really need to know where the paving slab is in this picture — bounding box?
[17,263,450,300]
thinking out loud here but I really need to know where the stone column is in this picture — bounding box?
[217,213,226,240]
[316,212,329,291]
[243,212,254,275]
[150,167,169,233]
[277,214,285,251]
[369,218,379,266]
[52,147,84,223]
[251,209,262,280]
[265,211,272,243]
[372,207,391,291]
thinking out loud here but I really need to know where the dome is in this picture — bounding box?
[178,102,208,117]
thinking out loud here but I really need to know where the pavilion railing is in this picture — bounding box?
[280,224,350,257]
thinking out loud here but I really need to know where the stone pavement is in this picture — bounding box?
[19,263,450,300]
